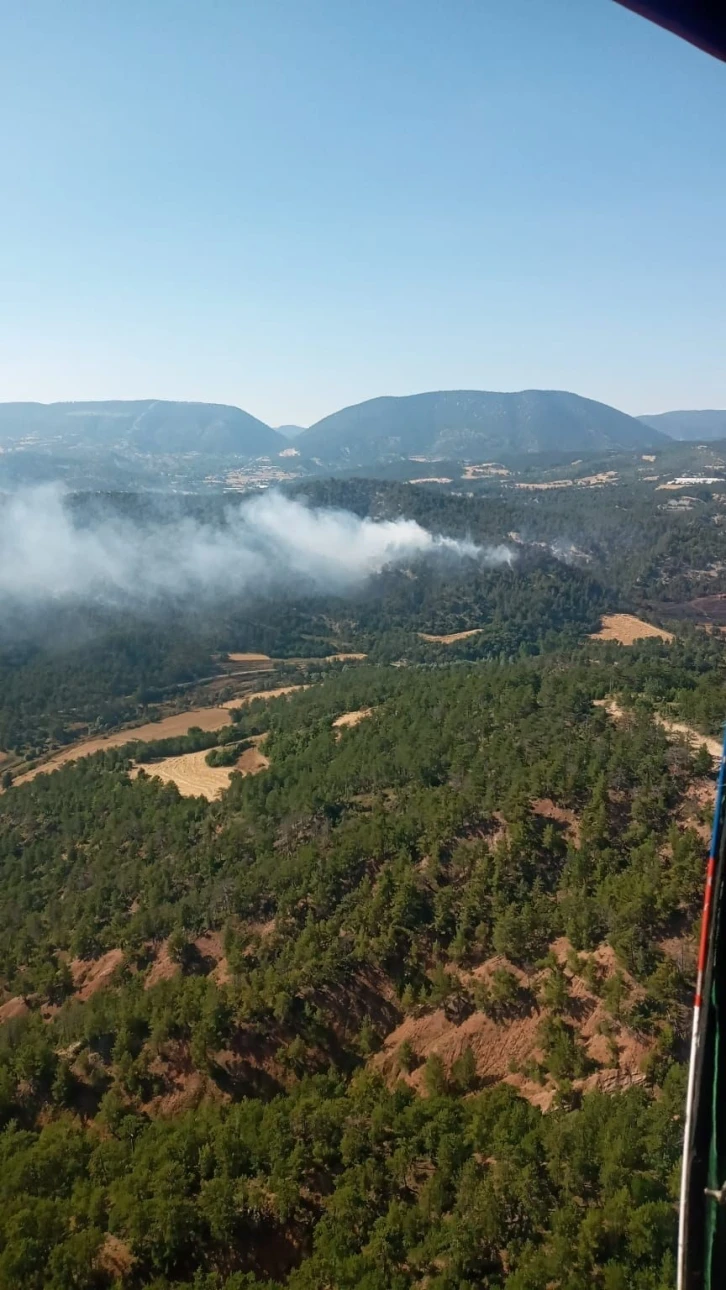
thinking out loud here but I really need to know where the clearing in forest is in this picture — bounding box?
[333,708,374,732]
[226,651,272,662]
[144,736,270,800]
[595,697,721,762]
[13,707,233,786]
[374,938,652,1111]
[419,629,482,644]
[589,613,674,645]
[222,684,310,709]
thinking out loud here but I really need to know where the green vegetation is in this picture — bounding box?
[299,389,663,462]
[0,477,724,1285]
[0,645,712,1287]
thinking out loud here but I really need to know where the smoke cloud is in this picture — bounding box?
[0,485,514,606]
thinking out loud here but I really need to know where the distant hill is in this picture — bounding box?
[639,410,726,443]
[0,400,282,456]
[300,390,666,463]
[276,424,307,439]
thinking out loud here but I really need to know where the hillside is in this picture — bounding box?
[640,409,726,442]
[300,389,667,462]
[2,476,725,1285]
[0,399,282,456]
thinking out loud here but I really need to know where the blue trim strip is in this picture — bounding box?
[709,727,726,858]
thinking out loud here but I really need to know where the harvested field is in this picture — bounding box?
[419,629,482,644]
[577,471,618,486]
[332,708,374,731]
[226,652,271,662]
[145,736,269,800]
[463,464,510,479]
[222,684,309,709]
[589,613,674,645]
[14,707,233,786]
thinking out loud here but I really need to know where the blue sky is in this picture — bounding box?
[1,0,725,426]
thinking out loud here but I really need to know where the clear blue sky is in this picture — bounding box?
[1,0,725,426]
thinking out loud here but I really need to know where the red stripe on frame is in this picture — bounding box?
[696,856,717,978]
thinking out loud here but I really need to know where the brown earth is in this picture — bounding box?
[222,685,310,709]
[227,651,272,662]
[373,939,651,1108]
[419,629,483,644]
[589,613,674,645]
[71,948,125,1002]
[531,797,580,846]
[0,996,29,1024]
[324,652,368,661]
[145,939,179,990]
[332,708,374,732]
[595,696,721,761]
[577,471,619,486]
[13,707,233,786]
[194,931,230,984]
[142,735,269,800]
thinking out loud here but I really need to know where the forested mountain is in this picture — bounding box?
[639,409,726,442]
[0,400,282,456]
[300,390,667,462]
[276,425,306,439]
[1,476,725,1286]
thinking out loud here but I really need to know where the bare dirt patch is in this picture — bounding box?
[595,697,721,762]
[531,798,580,846]
[374,940,653,1108]
[410,476,453,485]
[419,629,482,644]
[227,651,272,662]
[589,613,674,645]
[144,734,269,800]
[463,464,510,479]
[14,707,233,786]
[145,939,179,990]
[324,652,368,661]
[577,471,619,486]
[0,996,29,1024]
[332,708,374,731]
[146,750,238,799]
[71,948,125,1002]
[222,685,309,709]
[658,718,722,761]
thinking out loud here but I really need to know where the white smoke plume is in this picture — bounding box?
[0,485,514,605]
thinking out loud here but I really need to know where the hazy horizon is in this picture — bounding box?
[2,1,725,424]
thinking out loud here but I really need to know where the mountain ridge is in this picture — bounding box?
[300,388,668,462]
[639,409,726,442]
[0,399,283,456]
